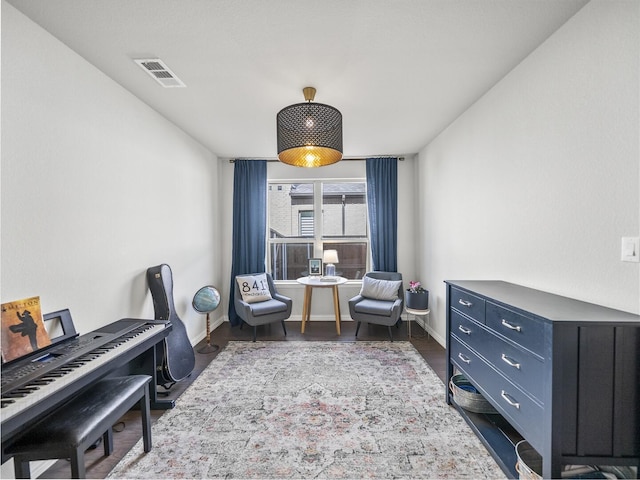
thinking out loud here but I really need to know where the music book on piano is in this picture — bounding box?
[1,296,51,363]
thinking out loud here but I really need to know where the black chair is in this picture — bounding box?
[234,272,292,341]
[349,271,404,341]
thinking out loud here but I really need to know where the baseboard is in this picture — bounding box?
[190,316,225,346]
[216,316,355,324]
[288,315,355,322]
[0,454,56,479]
[30,460,56,479]
[414,317,445,346]
[202,316,445,347]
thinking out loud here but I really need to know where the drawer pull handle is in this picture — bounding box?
[458,325,472,335]
[457,353,471,364]
[501,390,520,409]
[458,299,473,307]
[501,354,521,369]
[501,319,522,332]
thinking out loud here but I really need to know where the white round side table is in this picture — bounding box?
[296,276,348,335]
[405,307,430,339]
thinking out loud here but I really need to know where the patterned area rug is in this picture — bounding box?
[108,341,505,479]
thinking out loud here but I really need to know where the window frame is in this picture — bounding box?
[267,179,370,281]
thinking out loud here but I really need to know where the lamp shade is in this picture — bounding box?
[323,249,339,264]
[277,88,343,167]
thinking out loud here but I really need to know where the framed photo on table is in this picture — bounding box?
[308,258,322,276]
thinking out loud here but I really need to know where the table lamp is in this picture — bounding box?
[323,249,339,277]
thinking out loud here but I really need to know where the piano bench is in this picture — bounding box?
[5,375,152,479]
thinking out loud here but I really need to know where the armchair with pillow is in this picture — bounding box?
[348,271,404,341]
[234,272,292,341]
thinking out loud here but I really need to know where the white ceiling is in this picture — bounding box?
[6,0,589,159]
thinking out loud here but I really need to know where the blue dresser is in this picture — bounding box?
[445,280,639,479]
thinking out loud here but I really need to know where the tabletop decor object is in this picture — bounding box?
[405,280,429,310]
[322,249,339,277]
[308,258,322,276]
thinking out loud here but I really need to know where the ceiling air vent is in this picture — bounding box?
[134,58,186,88]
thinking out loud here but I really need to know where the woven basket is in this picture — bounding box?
[449,374,498,414]
[515,440,542,480]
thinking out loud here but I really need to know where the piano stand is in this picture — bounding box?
[152,398,175,408]
[5,375,152,479]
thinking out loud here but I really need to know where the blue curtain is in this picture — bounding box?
[366,157,398,272]
[228,160,267,326]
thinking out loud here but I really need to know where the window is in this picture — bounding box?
[299,210,314,236]
[268,181,368,280]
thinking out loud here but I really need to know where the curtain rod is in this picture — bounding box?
[229,156,404,163]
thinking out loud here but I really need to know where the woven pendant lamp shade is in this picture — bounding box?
[277,87,343,167]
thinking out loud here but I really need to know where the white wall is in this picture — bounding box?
[218,157,417,322]
[1,2,223,343]
[416,0,640,344]
[1,5,222,477]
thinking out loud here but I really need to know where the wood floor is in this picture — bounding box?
[41,320,445,479]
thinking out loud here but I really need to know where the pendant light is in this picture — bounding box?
[276,87,343,167]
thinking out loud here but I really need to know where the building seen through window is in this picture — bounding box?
[268,182,368,280]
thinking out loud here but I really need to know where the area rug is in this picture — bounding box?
[107,341,505,479]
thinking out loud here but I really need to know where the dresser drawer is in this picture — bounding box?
[449,336,491,386]
[478,334,545,402]
[450,337,544,445]
[486,302,545,356]
[482,369,544,446]
[451,288,485,323]
[450,310,489,348]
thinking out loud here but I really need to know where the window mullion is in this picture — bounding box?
[313,181,323,257]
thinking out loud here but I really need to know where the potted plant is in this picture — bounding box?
[405,281,429,310]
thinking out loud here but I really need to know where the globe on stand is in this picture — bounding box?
[192,286,221,354]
